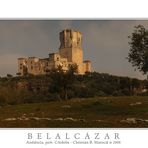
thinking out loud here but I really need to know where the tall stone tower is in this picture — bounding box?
[18,29,91,76]
[59,29,84,73]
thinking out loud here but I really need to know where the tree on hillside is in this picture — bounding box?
[49,64,78,100]
[16,72,21,77]
[127,25,148,77]
[7,74,13,78]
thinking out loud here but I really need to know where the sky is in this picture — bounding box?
[0,20,148,79]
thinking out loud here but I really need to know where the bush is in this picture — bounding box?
[138,91,148,96]
[96,90,106,97]
[74,86,95,98]
[0,72,147,105]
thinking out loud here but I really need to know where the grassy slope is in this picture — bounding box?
[0,96,148,127]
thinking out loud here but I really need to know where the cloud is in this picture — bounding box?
[0,21,53,56]
[0,20,147,79]
[58,20,73,30]
[80,20,148,79]
[0,53,24,77]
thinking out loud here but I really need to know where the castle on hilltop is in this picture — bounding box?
[18,29,91,75]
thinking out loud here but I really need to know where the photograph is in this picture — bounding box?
[0,20,148,128]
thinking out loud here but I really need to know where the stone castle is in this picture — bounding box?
[18,29,91,75]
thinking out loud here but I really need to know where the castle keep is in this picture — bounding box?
[18,29,91,75]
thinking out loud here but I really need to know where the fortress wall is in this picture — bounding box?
[18,29,91,76]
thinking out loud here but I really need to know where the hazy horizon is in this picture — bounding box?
[0,20,147,80]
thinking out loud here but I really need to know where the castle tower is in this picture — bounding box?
[59,29,84,73]
[59,29,83,62]
[18,29,91,76]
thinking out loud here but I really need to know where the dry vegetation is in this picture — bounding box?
[0,96,148,128]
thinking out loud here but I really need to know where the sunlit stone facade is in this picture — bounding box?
[18,29,91,75]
